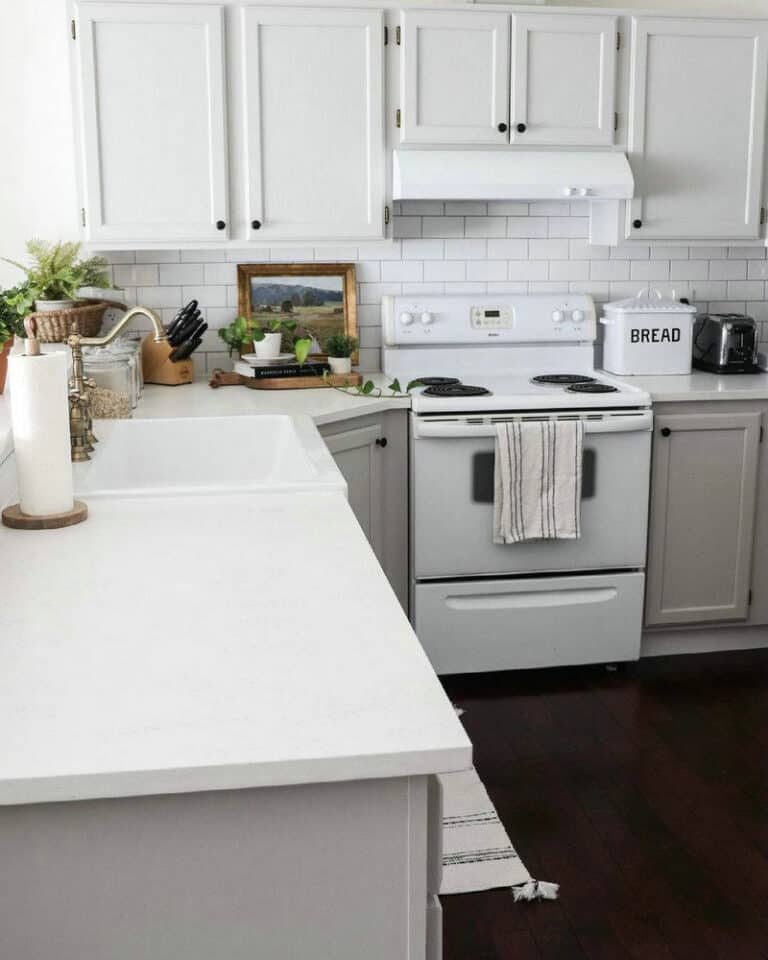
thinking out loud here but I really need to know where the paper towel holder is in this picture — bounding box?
[1,321,89,531]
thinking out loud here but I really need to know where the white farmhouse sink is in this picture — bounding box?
[73,415,346,498]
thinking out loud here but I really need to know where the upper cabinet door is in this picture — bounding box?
[510,13,617,146]
[75,3,229,243]
[400,9,510,145]
[243,7,385,241]
[627,17,768,241]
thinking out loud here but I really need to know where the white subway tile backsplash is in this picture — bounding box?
[590,260,631,282]
[727,280,764,299]
[402,239,444,260]
[444,201,487,216]
[105,208,768,372]
[393,217,422,239]
[444,239,487,260]
[422,217,464,238]
[465,217,507,238]
[508,217,547,238]
[487,239,528,259]
[424,260,466,282]
[113,264,159,286]
[160,263,205,285]
[381,261,423,282]
[709,260,747,280]
[549,260,590,281]
[466,260,507,281]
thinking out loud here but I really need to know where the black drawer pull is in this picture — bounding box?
[251,220,262,230]
[215,220,226,230]
[376,437,388,448]
[661,427,671,437]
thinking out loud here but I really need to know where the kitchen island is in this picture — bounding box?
[0,419,470,958]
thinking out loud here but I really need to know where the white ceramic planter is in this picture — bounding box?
[34,299,78,313]
[253,332,283,359]
[328,356,352,374]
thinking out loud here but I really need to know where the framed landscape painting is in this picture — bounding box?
[237,262,357,361]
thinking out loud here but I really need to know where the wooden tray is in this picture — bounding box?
[209,370,362,390]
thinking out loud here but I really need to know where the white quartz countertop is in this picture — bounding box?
[0,490,471,805]
[134,374,412,424]
[608,369,768,403]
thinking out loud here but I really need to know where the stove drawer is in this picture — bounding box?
[413,572,644,674]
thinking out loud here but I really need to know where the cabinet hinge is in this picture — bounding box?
[384,205,391,226]
[80,208,86,228]
[616,32,621,51]
[614,112,619,132]
[749,589,753,606]
[761,425,764,442]
[761,207,766,226]
[396,108,401,129]
[396,25,401,45]
[70,18,77,39]
[384,25,388,46]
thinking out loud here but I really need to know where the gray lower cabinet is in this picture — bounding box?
[320,410,408,611]
[645,404,762,626]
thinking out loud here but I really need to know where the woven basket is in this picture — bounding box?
[27,299,127,343]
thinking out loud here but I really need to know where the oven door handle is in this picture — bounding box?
[412,411,654,439]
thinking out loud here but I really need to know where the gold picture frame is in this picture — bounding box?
[237,262,358,362]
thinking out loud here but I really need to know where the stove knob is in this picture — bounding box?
[399,311,414,326]
[572,309,586,324]
[420,311,434,325]
[552,309,566,323]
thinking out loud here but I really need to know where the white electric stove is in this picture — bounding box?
[382,294,653,675]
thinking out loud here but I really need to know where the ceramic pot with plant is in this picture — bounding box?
[2,239,115,314]
[0,284,27,394]
[218,315,254,358]
[324,333,358,375]
[252,317,297,360]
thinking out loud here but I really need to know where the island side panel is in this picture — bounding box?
[0,776,430,960]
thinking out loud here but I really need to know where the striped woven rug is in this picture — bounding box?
[439,767,558,901]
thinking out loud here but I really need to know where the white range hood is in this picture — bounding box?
[392,150,635,245]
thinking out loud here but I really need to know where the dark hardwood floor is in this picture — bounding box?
[441,650,768,960]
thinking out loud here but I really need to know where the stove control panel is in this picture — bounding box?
[471,306,514,329]
[383,294,597,345]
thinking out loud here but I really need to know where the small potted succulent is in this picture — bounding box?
[324,333,358,375]
[2,239,115,313]
[0,284,27,394]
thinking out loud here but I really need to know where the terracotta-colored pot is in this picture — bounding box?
[0,337,12,394]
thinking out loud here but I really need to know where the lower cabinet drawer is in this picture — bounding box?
[413,572,645,674]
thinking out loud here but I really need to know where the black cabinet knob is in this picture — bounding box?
[376,437,388,448]
[661,427,671,437]
[251,220,262,230]
[633,219,643,229]
[516,122,527,133]
[497,122,508,133]
[215,220,226,230]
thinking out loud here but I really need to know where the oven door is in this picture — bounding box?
[411,410,652,578]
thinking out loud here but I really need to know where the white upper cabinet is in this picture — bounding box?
[510,13,617,146]
[400,9,510,145]
[74,2,229,243]
[627,17,768,241]
[243,7,385,240]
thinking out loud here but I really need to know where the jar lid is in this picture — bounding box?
[604,289,696,314]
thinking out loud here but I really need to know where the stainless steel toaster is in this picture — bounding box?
[692,313,759,373]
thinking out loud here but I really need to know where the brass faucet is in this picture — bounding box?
[68,306,167,461]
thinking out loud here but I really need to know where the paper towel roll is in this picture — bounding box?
[9,351,74,516]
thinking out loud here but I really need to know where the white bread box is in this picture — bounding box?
[600,290,696,376]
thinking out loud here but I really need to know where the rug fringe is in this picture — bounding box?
[512,879,560,902]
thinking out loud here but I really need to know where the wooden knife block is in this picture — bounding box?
[142,337,194,386]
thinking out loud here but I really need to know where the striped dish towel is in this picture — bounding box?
[493,419,584,544]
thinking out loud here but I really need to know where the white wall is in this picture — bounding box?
[0,0,78,287]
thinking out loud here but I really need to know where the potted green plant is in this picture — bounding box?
[0,284,28,394]
[217,315,254,357]
[252,316,298,360]
[2,239,115,313]
[324,333,358,375]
